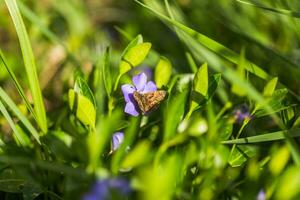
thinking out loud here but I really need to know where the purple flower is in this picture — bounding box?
[121,73,157,116]
[130,66,153,80]
[257,189,266,200]
[233,104,252,123]
[83,178,131,200]
[111,132,124,152]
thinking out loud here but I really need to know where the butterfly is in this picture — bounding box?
[133,90,167,115]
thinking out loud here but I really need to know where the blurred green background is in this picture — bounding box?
[1,0,300,199]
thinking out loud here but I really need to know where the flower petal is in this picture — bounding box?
[143,81,157,93]
[121,84,136,102]
[109,178,132,194]
[112,132,124,151]
[132,73,147,91]
[124,101,139,116]
[83,180,109,200]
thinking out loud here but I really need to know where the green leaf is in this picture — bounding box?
[228,145,257,167]
[189,63,208,113]
[255,105,296,118]
[68,89,96,128]
[74,76,96,108]
[154,56,172,88]
[121,34,143,58]
[218,117,233,141]
[87,110,122,172]
[120,42,152,74]
[113,35,145,91]
[263,77,278,97]
[293,116,300,128]
[5,0,47,133]
[222,128,300,144]
[207,74,221,99]
[194,63,208,97]
[254,89,288,116]
[163,91,188,141]
[281,107,295,127]
[121,140,151,169]
[118,35,144,76]
[186,73,221,119]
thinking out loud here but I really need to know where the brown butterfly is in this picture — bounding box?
[133,90,167,115]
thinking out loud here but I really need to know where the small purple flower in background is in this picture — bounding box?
[233,104,252,123]
[121,73,157,116]
[111,132,124,152]
[256,189,266,200]
[83,178,131,200]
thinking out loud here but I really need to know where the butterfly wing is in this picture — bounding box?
[133,90,166,114]
[133,92,147,114]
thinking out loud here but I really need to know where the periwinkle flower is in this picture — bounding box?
[83,178,131,200]
[256,189,266,200]
[233,104,252,123]
[121,73,157,116]
[111,132,124,152]
[130,65,153,80]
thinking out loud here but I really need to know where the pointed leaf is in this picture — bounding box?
[155,56,172,87]
[120,42,152,74]
[228,145,257,167]
[263,77,278,97]
[68,89,96,128]
[74,76,96,108]
[194,63,208,97]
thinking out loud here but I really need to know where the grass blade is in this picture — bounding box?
[222,128,300,144]
[5,0,47,133]
[135,0,269,80]
[0,100,30,147]
[0,88,41,144]
[136,0,300,103]
[0,51,37,122]
[138,1,289,129]
[235,0,300,18]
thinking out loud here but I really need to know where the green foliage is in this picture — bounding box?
[228,145,257,167]
[4,0,47,133]
[154,56,172,88]
[1,0,300,199]
[68,89,96,128]
[0,88,40,145]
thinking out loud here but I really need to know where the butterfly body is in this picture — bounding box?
[133,90,167,115]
